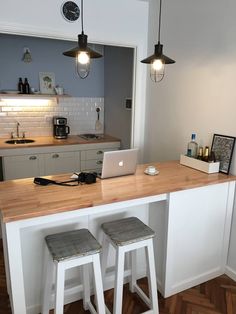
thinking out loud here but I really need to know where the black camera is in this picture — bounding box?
[78,172,97,184]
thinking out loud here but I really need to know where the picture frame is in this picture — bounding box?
[211,134,235,174]
[39,72,56,94]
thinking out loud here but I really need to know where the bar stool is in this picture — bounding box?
[101,217,159,314]
[41,229,106,314]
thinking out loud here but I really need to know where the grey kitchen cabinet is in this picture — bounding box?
[2,154,44,180]
[44,151,80,176]
[80,147,119,172]
[3,151,80,180]
[1,142,120,180]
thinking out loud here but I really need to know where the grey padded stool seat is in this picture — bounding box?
[42,229,106,314]
[101,217,159,314]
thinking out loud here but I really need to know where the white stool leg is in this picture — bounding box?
[93,253,106,314]
[113,246,125,314]
[101,235,109,283]
[146,239,159,314]
[41,248,54,314]
[55,262,65,314]
[129,250,137,293]
[82,264,90,310]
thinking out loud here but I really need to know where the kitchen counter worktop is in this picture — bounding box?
[0,134,120,150]
[0,160,235,223]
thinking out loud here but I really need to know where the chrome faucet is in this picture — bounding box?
[16,121,20,138]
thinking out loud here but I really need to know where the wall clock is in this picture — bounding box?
[61,1,80,22]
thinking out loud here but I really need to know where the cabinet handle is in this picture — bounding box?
[29,156,37,160]
[97,150,103,155]
[96,160,103,165]
[52,154,59,158]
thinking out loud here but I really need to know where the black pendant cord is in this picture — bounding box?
[158,0,162,43]
[81,0,84,34]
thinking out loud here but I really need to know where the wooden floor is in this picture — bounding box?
[1,240,236,314]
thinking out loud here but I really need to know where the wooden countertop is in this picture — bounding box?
[0,161,235,223]
[0,134,120,150]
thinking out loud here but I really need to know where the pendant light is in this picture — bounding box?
[63,0,102,79]
[141,0,175,82]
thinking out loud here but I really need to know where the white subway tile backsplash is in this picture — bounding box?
[0,97,104,138]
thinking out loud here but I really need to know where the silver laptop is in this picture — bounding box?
[99,148,138,179]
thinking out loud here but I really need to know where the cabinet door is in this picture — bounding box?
[3,154,43,180]
[44,151,79,175]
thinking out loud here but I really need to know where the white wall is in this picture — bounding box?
[104,46,133,149]
[0,0,149,159]
[144,0,236,280]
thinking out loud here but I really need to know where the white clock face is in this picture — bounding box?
[61,1,80,22]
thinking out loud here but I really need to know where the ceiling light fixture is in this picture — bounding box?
[141,0,175,82]
[63,0,102,79]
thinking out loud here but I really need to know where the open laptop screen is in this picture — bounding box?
[100,148,138,179]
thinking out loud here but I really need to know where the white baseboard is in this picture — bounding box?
[164,268,223,298]
[225,266,236,282]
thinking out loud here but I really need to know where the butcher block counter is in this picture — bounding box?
[0,161,235,223]
[1,161,236,313]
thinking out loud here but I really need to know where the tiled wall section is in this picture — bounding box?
[0,97,104,138]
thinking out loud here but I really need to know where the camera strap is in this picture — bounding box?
[34,172,97,187]
[34,177,79,186]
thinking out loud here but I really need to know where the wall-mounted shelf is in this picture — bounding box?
[0,93,71,104]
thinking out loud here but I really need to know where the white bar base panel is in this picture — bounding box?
[151,182,236,298]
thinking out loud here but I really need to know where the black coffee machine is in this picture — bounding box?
[53,117,70,139]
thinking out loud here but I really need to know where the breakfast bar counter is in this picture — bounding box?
[0,161,236,313]
[0,161,235,222]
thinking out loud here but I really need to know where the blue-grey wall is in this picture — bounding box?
[104,46,133,149]
[0,34,104,97]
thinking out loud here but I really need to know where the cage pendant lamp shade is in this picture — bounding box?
[141,42,175,82]
[141,0,175,82]
[62,0,102,79]
[141,42,175,64]
[63,33,103,59]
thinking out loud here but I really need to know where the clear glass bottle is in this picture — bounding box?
[187,133,198,158]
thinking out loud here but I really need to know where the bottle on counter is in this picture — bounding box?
[208,150,216,163]
[203,146,210,162]
[18,77,24,94]
[187,133,198,158]
[197,146,203,160]
[23,78,30,94]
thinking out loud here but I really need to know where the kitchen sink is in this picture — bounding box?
[5,139,35,144]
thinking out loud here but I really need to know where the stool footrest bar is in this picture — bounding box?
[87,301,99,314]
[133,284,151,308]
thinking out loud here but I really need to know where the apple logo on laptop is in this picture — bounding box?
[119,160,124,167]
